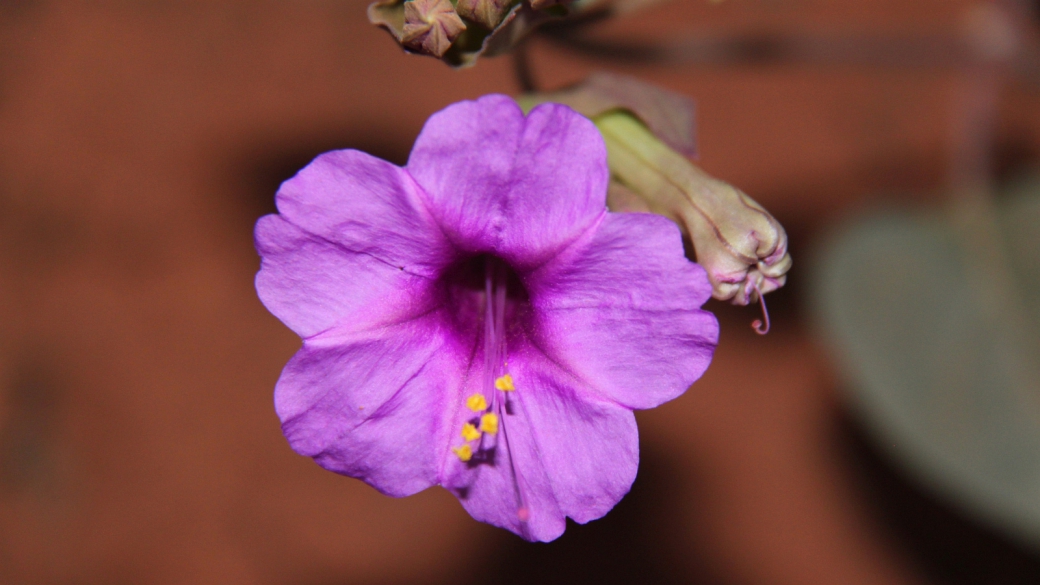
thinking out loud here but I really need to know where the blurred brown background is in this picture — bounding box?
[1,1,1039,584]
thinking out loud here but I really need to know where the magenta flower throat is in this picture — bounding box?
[254,96,719,542]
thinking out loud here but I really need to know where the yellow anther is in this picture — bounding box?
[461,423,481,442]
[479,413,499,435]
[452,444,473,462]
[494,374,515,392]
[466,394,488,412]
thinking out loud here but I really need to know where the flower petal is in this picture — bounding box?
[275,316,457,497]
[526,212,719,409]
[255,215,430,339]
[406,95,608,268]
[274,149,453,278]
[442,352,638,542]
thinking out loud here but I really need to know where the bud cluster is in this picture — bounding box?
[369,0,582,67]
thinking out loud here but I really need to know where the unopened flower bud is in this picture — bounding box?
[401,0,467,57]
[371,0,609,67]
[456,0,513,30]
[596,111,791,306]
[519,72,791,311]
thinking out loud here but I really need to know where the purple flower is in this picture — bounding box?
[254,95,718,542]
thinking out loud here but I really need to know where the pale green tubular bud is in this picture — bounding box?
[523,73,790,332]
[595,111,791,307]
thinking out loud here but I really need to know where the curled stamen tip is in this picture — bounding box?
[751,284,771,335]
[517,507,530,522]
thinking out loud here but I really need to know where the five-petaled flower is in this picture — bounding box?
[254,95,719,542]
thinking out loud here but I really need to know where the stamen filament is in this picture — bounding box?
[478,258,528,525]
[452,258,530,526]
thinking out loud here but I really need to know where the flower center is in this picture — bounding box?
[438,254,530,331]
[444,255,530,523]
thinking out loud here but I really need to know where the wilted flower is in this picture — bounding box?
[521,73,792,330]
[254,96,718,541]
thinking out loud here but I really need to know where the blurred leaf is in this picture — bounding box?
[812,176,1040,549]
